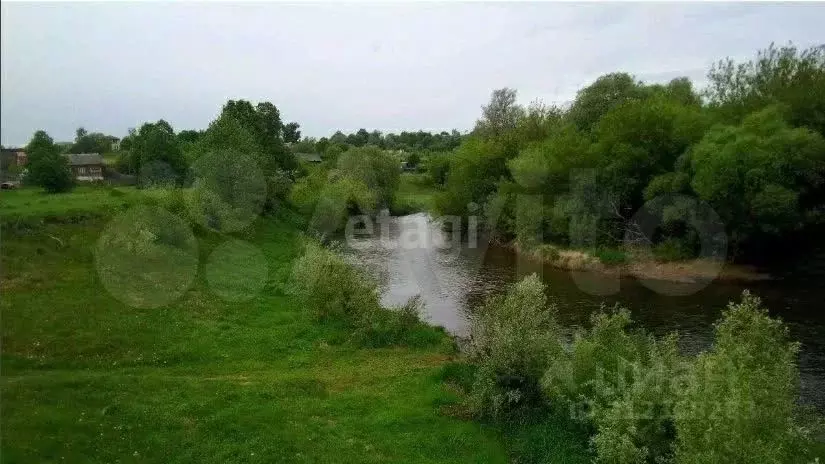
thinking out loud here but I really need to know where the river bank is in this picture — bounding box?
[0,188,532,463]
[510,241,773,284]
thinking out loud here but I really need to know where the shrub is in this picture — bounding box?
[595,247,628,265]
[292,241,381,322]
[467,274,563,418]
[25,153,74,193]
[542,307,683,463]
[291,242,439,347]
[673,291,809,464]
[264,170,293,212]
[652,238,695,262]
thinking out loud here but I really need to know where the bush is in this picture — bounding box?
[467,274,563,418]
[542,307,683,463]
[595,247,628,265]
[291,242,439,347]
[653,238,695,262]
[292,242,381,322]
[673,291,809,464]
[25,154,74,193]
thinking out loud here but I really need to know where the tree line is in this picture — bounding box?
[433,43,825,264]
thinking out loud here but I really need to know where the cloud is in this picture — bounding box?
[2,3,823,146]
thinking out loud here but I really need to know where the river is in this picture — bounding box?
[342,213,825,411]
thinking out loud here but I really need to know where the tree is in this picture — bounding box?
[567,73,649,132]
[75,127,87,140]
[337,145,400,208]
[706,43,825,136]
[127,120,187,185]
[25,131,74,193]
[283,122,301,144]
[474,88,525,138]
[689,105,825,257]
[69,131,113,154]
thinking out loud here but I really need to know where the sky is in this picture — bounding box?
[1,2,824,146]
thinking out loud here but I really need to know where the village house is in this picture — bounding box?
[64,153,105,181]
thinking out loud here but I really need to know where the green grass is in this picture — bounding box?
[1,206,520,463]
[0,186,143,220]
[393,173,437,214]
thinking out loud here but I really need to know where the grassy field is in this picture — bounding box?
[393,173,437,214]
[0,186,143,219]
[0,187,591,463]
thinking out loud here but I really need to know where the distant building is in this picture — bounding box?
[64,153,105,181]
[296,153,323,163]
[400,161,416,172]
[109,136,121,151]
[1,147,27,167]
[1,147,27,182]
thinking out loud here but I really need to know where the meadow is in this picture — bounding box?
[0,186,589,463]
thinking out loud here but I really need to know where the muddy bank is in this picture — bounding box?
[510,242,772,284]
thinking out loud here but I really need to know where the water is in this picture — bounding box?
[343,213,825,411]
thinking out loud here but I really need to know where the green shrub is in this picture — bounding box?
[292,241,381,322]
[352,295,445,348]
[595,247,628,265]
[25,153,74,193]
[467,274,563,418]
[652,238,695,262]
[542,308,683,463]
[673,291,810,464]
[291,242,439,347]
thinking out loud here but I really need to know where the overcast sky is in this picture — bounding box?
[1,2,823,146]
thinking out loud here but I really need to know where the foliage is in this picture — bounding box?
[706,43,825,136]
[466,274,563,418]
[291,242,441,348]
[541,308,684,463]
[567,73,650,132]
[24,131,74,193]
[121,120,188,185]
[689,105,825,256]
[474,88,526,139]
[69,127,117,154]
[594,248,627,266]
[442,42,825,265]
[426,152,451,186]
[336,145,400,209]
[673,291,809,464]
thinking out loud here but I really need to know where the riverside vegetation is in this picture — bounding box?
[3,42,825,462]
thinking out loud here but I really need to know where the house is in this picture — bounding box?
[64,153,105,181]
[1,147,27,168]
[296,153,323,163]
[109,136,121,151]
[1,147,27,182]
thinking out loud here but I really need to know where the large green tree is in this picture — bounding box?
[689,105,825,256]
[25,131,74,193]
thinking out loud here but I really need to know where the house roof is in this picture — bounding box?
[64,153,104,166]
[296,153,322,163]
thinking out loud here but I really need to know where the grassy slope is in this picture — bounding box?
[1,189,513,463]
